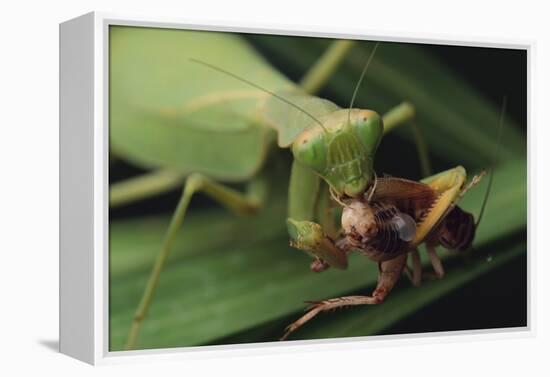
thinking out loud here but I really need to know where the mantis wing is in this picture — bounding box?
[110,26,295,181]
[262,91,341,147]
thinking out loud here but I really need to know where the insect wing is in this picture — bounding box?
[110,26,294,180]
[262,91,340,147]
[372,177,438,220]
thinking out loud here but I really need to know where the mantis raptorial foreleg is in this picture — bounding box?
[123,39,358,350]
[283,167,485,339]
[111,40,355,209]
[286,102,427,270]
[125,173,267,350]
[122,38,437,347]
[286,159,349,271]
[286,219,348,271]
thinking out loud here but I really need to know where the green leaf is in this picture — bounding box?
[109,159,526,350]
[290,240,525,340]
[109,32,526,352]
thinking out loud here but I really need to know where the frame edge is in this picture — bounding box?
[59,11,96,365]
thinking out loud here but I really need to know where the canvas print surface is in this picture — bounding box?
[108,25,527,351]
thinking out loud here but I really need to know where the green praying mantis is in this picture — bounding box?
[109,26,495,349]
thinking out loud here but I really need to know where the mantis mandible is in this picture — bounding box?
[109,26,477,349]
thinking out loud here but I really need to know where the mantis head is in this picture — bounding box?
[291,41,383,199]
[291,109,383,198]
[189,43,384,199]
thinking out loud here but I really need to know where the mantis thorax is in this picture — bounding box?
[291,109,384,197]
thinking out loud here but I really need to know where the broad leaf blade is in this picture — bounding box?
[109,159,526,350]
[295,240,525,340]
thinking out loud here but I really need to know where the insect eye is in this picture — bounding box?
[391,212,416,242]
[291,131,327,173]
[353,111,383,155]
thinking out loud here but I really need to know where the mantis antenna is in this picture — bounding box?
[189,58,329,133]
[348,41,380,124]
[476,96,507,229]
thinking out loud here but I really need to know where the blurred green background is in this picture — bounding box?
[109,29,527,351]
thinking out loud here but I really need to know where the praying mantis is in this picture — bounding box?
[109,26,504,349]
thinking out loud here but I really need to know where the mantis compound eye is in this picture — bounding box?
[390,212,416,242]
[352,111,384,156]
[291,128,328,174]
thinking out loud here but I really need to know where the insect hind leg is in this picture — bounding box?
[404,249,423,287]
[427,244,445,279]
[280,295,382,341]
[280,254,407,340]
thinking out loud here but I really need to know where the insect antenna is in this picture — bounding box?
[329,185,349,208]
[475,96,507,230]
[347,41,380,125]
[189,58,329,133]
[366,171,378,202]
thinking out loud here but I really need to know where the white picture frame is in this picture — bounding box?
[59,11,532,365]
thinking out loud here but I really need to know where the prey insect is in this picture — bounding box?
[281,168,488,340]
[109,27,495,349]
[280,99,504,340]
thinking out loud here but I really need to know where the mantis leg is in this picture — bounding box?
[111,41,355,208]
[382,102,432,177]
[287,218,348,271]
[281,254,408,340]
[110,168,185,208]
[286,161,348,270]
[300,40,432,177]
[300,40,430,178]
[125,173,266,350]
[299,40,356,95]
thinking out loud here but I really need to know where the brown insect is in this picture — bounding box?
[281,167,487,340]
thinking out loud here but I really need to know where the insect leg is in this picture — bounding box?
[413,166,468,246]
[382,102,432,177]
[299,40,356,95]
[111,41,356,209]
[281,254,407,340]
[125,173,266,350]
[416,167,487,249]
[404,248,422,287]
[304,183,348,272]
[287,161,348,270]
[287,218,348,270]
[110,168,185,208]
[427,244,445,279]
